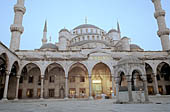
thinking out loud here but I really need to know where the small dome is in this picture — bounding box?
[73,24,101,30]
[40,43,58,50]
[117,55,143,65]
[130,44,143,51]
[108,29,118,33]
[59,28,69,33]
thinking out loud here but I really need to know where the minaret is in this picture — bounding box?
[117,21,120,33]
[117,21,121,39]
[42,20,47,45]
[152,0,170,51]
[10,0,26,51]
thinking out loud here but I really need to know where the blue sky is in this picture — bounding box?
[0,0,170,50]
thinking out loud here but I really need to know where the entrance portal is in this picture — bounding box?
[92,63,112,99]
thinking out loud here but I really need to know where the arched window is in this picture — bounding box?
[49,76,55,83]
[91,29,93,33]
[92,36,95,40]
[86,29,88,33]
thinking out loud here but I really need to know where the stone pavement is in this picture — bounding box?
[0,97,170,112]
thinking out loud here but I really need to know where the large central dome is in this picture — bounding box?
[73,24,101,30]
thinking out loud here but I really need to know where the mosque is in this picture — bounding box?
[0,0,170,103]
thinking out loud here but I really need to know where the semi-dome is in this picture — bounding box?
[40,43,58,50]
[130,44,143,51]
[108,29,118,33]
[59,28,70,33]
[73,24,101,30]
[117,55,143,65]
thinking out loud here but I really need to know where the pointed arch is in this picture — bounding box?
[145,63,155,95]
[156,62,170,95]
[68,62,89,98]
[7,61,20,99]
[44,62,65,76]
[68,62,88,74]
[44,62,65,98]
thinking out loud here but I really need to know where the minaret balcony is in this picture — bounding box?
[10,24,24,34]
[154,10,165,19]
[14,4,26,14]
[157,28,170,37]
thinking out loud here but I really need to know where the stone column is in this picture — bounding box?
[162,85,167,95]
[115,83,120,103]
[153,73,160,95]
[143,80,149,102]
[40,75,44,99]
[115,76,120,103]
[111,75,115,97]
[64,76,68,99]
[127,80,133,102]
[2,72,10,101]
[14,75,20,100]
[88,75,93,99]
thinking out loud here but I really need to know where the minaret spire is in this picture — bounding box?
[152,0,170,51]
[117,21,121,38]
[10,0,26,51]
[117,21,120,33]
[44,20,47,32]
[42,20,48,45]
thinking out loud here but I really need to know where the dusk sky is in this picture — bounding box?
[0,0,170,50]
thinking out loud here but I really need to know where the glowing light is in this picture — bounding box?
[92,80,101,83]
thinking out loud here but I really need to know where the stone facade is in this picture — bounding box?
[0,0,170,103]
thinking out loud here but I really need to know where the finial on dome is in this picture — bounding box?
[49,36,51,42]
[85,17,88,24]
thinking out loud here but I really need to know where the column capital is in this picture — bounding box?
[16,75,20,79]
[5,71,10,76]
[126,75,131,81]
[41,75,44,79]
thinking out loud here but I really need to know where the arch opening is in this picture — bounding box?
[118,71,128,91]
[157,62,170,95]
[131,70,143,91]
[68,63,88,98]
[145,63,155,95]
[91,62,112,99]
[44,63,65,99]
[19,63,41,99]
[0,53,8,99]
[7,61,19,99]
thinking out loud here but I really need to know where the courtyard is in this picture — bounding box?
[0,96,170,112]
